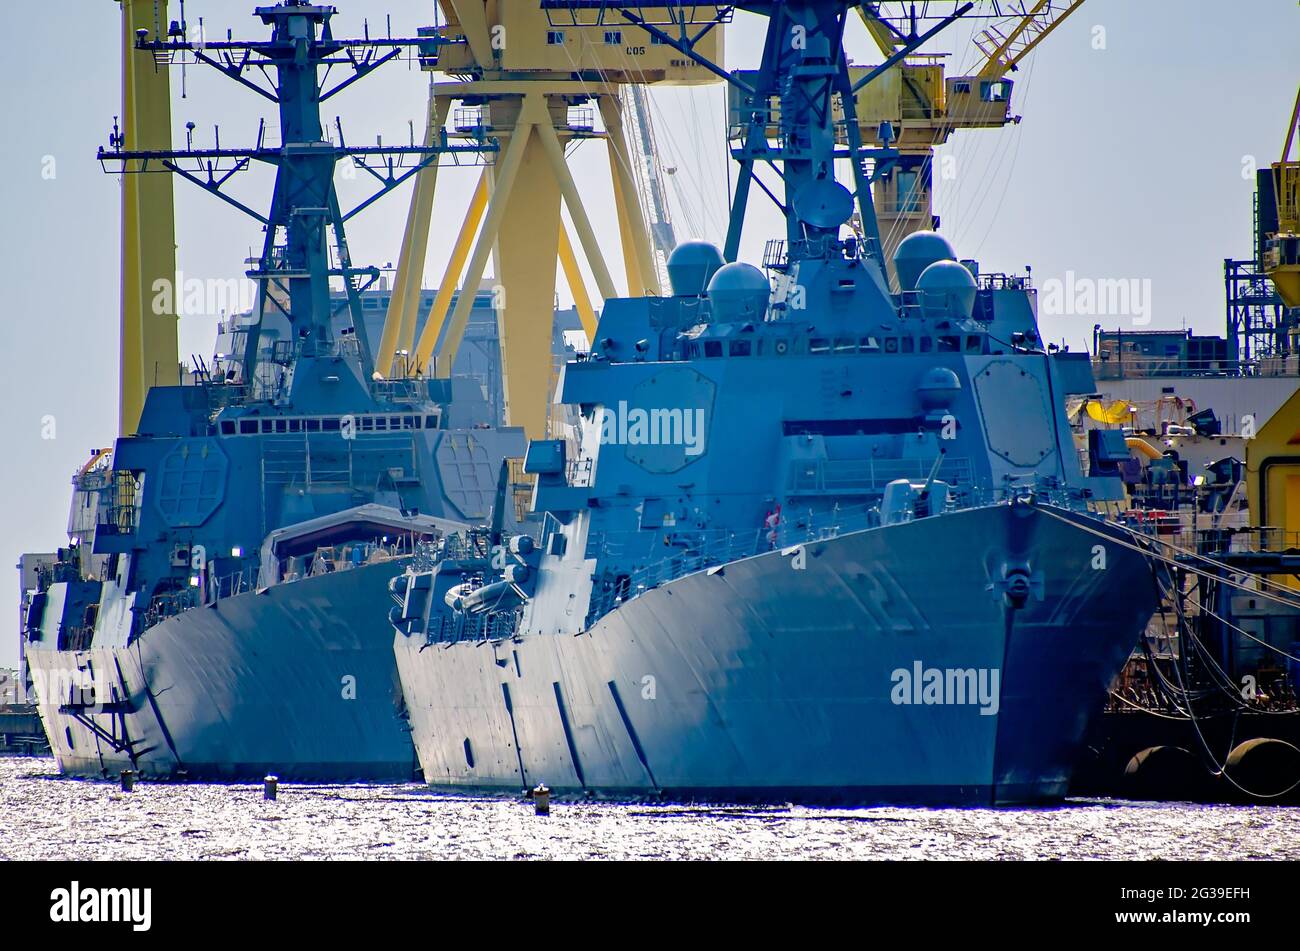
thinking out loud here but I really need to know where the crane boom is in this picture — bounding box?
[974,0,1087,80]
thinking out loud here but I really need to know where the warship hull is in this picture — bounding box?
[28,560,416,782]
[396,503,1159,805]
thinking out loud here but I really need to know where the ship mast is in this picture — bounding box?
[99,1,486,408]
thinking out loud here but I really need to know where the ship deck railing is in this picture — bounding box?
[1119,511,1300,558]
[582,484,1075,624]
[192,537,422,610]
[786,456,975,497]
[1092,355,1299,380]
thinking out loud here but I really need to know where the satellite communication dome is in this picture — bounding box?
[893,231,957,291]
[916,259,978,320]
[667,241,726,298]
[706,262,771,322]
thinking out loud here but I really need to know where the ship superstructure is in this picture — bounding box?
[22,1,525,780]
[389,0,1163,804]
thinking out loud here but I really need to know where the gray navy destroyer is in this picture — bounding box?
[390,0,1164,805]
[23,1,523,780]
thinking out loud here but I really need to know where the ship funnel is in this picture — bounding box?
[668,241,726,297]
[706,262,771,322]
[893,231,957,292]
[916,260,978,320]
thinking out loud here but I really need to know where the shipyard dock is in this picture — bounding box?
[0,704,47,755]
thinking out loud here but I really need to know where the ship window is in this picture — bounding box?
[288,419,302,433]
[884,338,899,353]
[306,419,321,432]
[704,341,723,358]
[604,30,623,45]
[834,338,857,353]
[547,30,565,45]
[810,338,831,354]
[425,415,439,429]
[860,336,880,352]
[221,421,236,435]
[403,416,416,429]
[322,418,340,432]
[920,337,934,353]
[900,336,915,353]
[965,335,982,353]
[938,336,961,352]
[275,419,288,433]
[729,340,752,357]
[360,417,374,432]
[260,420,272,434]
[390,416,402,430]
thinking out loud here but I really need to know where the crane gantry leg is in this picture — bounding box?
[119,0,180,434]
[394,85,628,439]
[600,96,662,297]
[534,112,619,303]
[409,170,489,377]
[557,225,598,344]
[415,93,552,388]
[492,96,564,440]
[376,90,451,378]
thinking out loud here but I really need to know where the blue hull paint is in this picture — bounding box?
[27,560,415,781]
[395,505,1158,805]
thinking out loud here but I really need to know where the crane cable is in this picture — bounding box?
[1035,504,1300,799]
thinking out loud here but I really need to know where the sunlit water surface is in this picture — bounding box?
[3,757,1297,860]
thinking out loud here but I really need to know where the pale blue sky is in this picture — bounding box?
[1,1,1296,666]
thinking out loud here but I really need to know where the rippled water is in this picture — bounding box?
[3,756,1298,860]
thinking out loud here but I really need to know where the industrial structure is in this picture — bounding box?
[1263,86,1299,312]
[852,1,1087,276]
[1227,85,1300,363]
[116,0,182,434]
[373,2,722,439]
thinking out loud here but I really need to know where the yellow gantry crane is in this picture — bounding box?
[375,2,722,440]
[117,0,181,435]
[1264,86,1300,310]
[855,0,1086,273]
